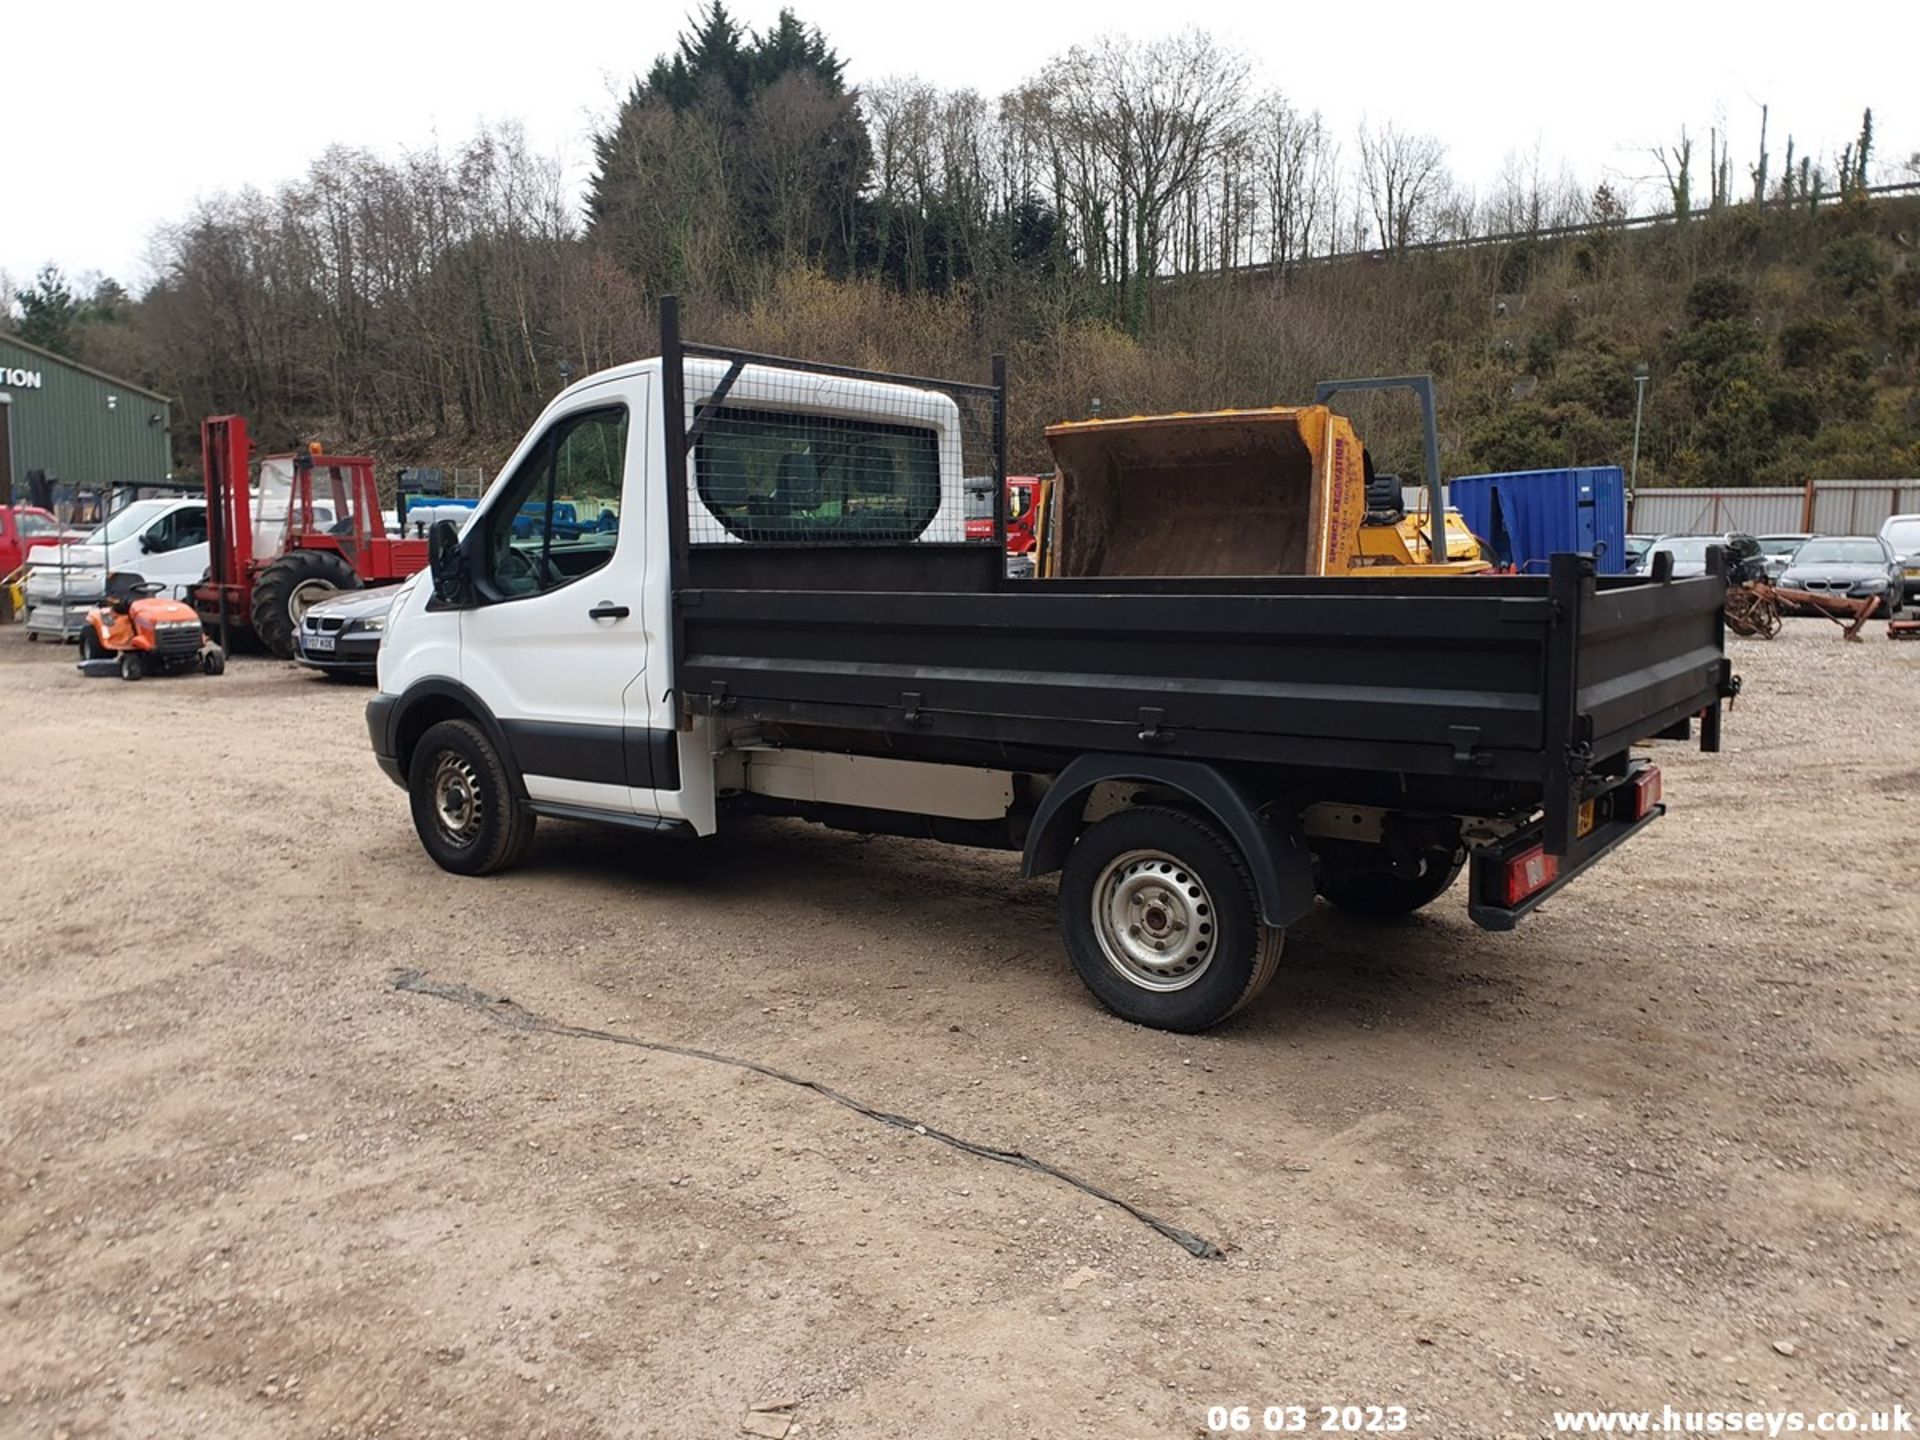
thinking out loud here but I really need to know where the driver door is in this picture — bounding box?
[137,504,210,598]
[458,385,651,815]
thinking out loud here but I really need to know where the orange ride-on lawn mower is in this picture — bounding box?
[77,572,226,681]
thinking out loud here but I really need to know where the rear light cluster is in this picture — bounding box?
[1498,766,1663,907]
[1500,845,1560,906]
[1631,765,1663,820]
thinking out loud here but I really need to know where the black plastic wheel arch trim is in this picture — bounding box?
[1021,754,1315,930]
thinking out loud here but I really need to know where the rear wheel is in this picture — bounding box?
[407,719,536,876]
[1059,806,1283,1032]
[1317,845,1465,919]
[79,626,105,661]
[251,550,359,659]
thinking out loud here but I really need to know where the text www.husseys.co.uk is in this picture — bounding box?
[1552,1405,1912,1434]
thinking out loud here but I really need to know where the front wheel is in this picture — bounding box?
[1058,806,1283,1032]
[407,718,536,876]
[118,651,145,682]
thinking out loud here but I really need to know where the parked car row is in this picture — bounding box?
[1626,520,1915,617]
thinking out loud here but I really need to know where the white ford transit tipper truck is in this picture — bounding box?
[366,300,1735,1032]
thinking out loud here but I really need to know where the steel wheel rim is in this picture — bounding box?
[1091,848,1215,992]
[432,752,484,847]
[287,578,338,623]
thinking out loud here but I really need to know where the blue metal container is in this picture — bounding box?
[1449,466,1629,575]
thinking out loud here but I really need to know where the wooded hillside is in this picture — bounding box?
[7,3,1918,487]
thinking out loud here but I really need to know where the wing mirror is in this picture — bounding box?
[428,518,471,605]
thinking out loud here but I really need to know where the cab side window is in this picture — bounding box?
[479,406,627,600]
[142,506,208,554]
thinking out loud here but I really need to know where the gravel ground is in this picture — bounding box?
[0,620,1915,1440]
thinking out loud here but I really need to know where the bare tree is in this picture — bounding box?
[1653,127,1694,222]
[1357,120,1448,251]
[1254,94,1337,266]
[1483,145,1589,237]
[1040,30,1251,323]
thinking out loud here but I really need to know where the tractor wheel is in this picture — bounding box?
[118,651,145,682]
[251,550,360,659]
[202,647,226,677]
[79,627,105,661]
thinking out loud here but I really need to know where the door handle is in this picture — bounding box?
[588,602,630,621]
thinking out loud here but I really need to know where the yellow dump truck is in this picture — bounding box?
[1038,396,1491,580]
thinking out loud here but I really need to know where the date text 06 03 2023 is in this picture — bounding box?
[1207,1404,1411,1434]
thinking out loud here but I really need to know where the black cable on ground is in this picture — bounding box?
[392,968,1224,1261]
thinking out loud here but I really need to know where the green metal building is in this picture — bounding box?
[0,333,172,504]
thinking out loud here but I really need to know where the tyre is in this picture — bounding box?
[118,651,144,682]
[202,647,226,676]
[407,718,536,876]
[1317,845,1464,919]
[1058,806,1284,1032]
[79,627,104,661]
[250,550,359,659]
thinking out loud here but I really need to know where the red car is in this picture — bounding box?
[0,506,74,577]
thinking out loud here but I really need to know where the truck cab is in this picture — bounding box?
[368,306,1734,1033]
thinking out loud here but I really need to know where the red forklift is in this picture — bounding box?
[964,475,1041,554]
[194,416,431,658]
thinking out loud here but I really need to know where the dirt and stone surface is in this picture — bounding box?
[1,622,1915,1439]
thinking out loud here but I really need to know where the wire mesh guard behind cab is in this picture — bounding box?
[684,363,998,548]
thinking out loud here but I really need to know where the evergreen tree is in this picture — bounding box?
[641,1,752,111]
[750,9,846,94]
[14,264,79,356]
[586,2,868,292]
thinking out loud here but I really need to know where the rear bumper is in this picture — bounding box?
[1468,768,1662,931]
[367,693,404,787]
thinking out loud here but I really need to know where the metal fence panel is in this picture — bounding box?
[1628,488,1804,536]
[1807,480,1920,534]
[1630,481,1920,537]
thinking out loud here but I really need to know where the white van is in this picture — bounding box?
[24,497,210,638]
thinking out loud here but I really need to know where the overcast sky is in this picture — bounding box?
[4,0,1910,291]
